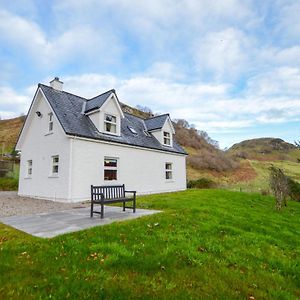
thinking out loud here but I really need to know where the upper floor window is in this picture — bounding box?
[163,131,171,146]
[104,157,118,180]
[27,160,32,177]
[48,113,53,132]
[104,114,117,134]
[51,155,59,175]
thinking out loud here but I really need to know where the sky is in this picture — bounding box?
[0,0,299,149]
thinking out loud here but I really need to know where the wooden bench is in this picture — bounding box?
[90,184,136,219]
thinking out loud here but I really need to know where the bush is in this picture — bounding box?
[269,166,289,210]
[0,177,18,191]
[187,178,217,189]
[287,177,300,202]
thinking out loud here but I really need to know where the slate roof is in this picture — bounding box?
[84,90,114,113]
[144,114,169,131]
[39,84,186,155]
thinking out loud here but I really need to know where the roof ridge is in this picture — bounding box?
[145,113,169,120]
[87,89,115,101]
[38,83,87,101]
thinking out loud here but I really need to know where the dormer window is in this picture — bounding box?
[48,113,53,132]
[104,114,117,134]
[163,131,171,146]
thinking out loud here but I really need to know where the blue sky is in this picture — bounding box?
[0,0,299,148]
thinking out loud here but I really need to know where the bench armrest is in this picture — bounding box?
[125,190,136,195]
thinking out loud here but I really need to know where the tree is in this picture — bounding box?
[269,166,290,210]
[295,140,300,148]
[135,105,153,115]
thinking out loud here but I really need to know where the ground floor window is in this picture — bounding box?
[51,155,59,175]
[27,160,32,177]
[165,162,173,180]
[104,157,118,180]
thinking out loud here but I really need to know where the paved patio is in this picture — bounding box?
[0,206,161,238]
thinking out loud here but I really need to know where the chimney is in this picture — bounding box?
[50,77,63,91]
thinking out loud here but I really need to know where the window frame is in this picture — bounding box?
[48,112,54,133]
[51,155,59,176]
[104,157,118,181]
[165,162,173,181]
[27,160,32,177]
[104,113,117,134]
[163,131,171,146]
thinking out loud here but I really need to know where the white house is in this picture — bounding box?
[16,78,187,202]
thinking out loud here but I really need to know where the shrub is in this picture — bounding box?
[187,178,217,189]
[269,166,289,210]
[287,177,300,202]
[0,177,18,191]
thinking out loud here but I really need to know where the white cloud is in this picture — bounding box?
[275,1,300,41]
[0,9,123,69]
[0,86,31,119]
[193,28,255,80]
[246,67,300,97]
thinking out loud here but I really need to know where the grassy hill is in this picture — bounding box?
[0,116,25,153]
[228,137,299,162]
[0,189,299,299]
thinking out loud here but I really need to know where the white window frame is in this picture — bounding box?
[163,131,171,146]
[51,155,59,176]
[27,160,32,177]
[48,112,53,133]
[165,162,173,180]
[104,113,117,134]
[104,157,118,181]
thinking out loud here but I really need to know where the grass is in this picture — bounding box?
[0,189,299,299]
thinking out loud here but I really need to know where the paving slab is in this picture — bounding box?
[0,206,161,238]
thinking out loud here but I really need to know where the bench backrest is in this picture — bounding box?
[91,184,125,200]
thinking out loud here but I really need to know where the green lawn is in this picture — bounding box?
[0,190,299,299]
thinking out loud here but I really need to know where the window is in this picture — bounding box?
[48,113,53,132]
[163,131,171,145]
[165,163,173,180]
[51,155,59,175]
[104,157,118,180]
[27,160,32,177]
[128,126,137,134]
[104,114,117,134]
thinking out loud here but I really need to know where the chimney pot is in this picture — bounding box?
[50,77,63,91]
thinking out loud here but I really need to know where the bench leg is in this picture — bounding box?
[101,203,104,219]
[123,202,126,211]
[90,202,93,218]
[133,198,136,213]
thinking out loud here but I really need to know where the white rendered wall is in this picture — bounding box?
[69,138,186,202]
[18,90,71,201]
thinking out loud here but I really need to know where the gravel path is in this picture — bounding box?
[0,192,89,217]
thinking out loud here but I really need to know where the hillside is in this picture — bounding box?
[173,119,238,173]
[0,116,25,153]
[228,138,299,162]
